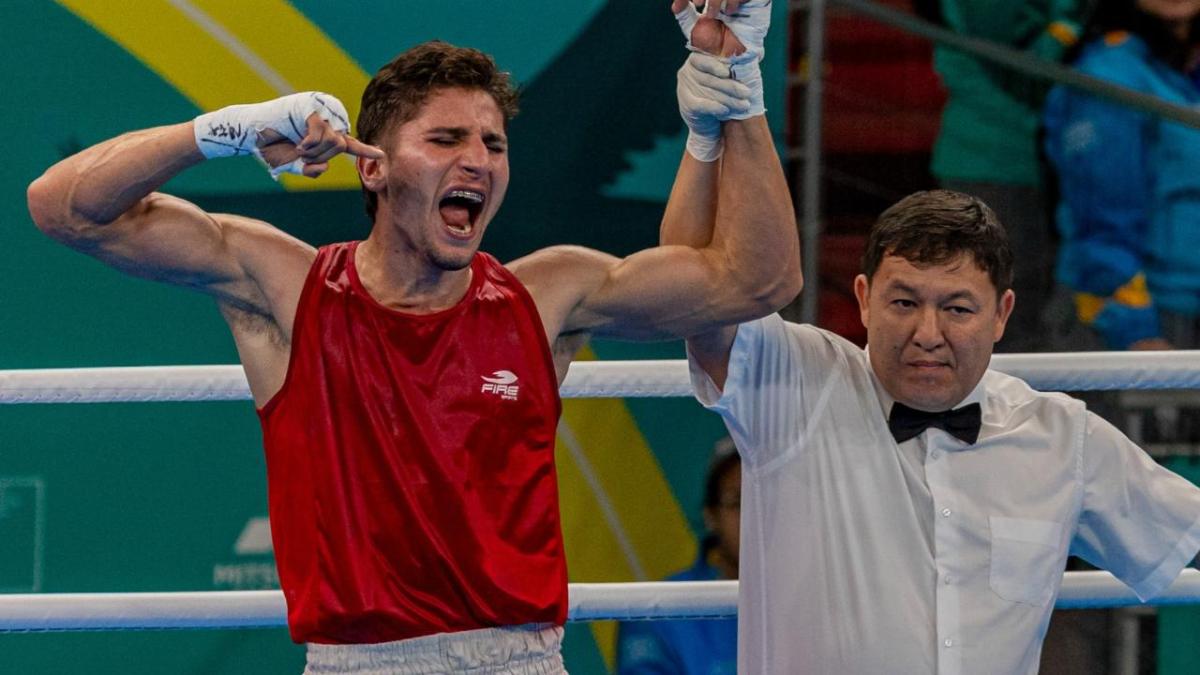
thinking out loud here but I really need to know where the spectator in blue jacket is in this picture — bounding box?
[1044,0,1200,351]
[1044,10,1200,670]
[615,440,740,675]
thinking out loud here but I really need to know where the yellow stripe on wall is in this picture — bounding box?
[556,346,697,669]
[56,0,368,190]
[56,0,279,105]
[191,0,370,189]
[193,0,370,100]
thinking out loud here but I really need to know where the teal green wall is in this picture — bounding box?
[1158,459,1200,675]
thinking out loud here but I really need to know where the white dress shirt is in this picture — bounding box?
[688,314,1200,675]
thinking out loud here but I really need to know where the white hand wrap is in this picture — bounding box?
[678,53,752,162]
[674,0,771,119]
[192,91,350,177]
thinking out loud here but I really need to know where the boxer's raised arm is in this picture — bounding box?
[26,93,380,312]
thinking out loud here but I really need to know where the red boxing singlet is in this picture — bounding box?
[258,242,567,644]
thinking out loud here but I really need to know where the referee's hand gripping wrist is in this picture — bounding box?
[678,52,752,161]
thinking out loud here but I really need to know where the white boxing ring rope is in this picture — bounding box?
[3,352,1200,404]
[4,572,1200,632]
[2,351,1200,632]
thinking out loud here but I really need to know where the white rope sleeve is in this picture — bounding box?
[990,351,1200,392]
[1,571,1198,632]
[569,580,738,621]
[0,590,286,631]
[0,365,251,404]
[2,352,1199,404]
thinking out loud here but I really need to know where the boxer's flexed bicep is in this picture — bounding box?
[511,243,773,345]
[32,180,313,405]
[87,197,313,312]
[31,159,309,320]
[29,92,379,315]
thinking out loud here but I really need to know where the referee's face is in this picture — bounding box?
[855,253,1015,412]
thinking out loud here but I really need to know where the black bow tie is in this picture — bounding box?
[888,402,982,445]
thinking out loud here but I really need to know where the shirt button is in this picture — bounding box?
[944,575,954,585]
[929,450,940,461]
[941,508,952,517]
[944,639,954,648]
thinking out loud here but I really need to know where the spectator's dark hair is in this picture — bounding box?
[703,442,741,510]
[700,438,741,554]
[1075,1,1200,70]
[862,190,1014,296]
[357,41,520,220]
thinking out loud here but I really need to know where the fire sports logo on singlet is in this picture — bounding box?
[481,370,520,401]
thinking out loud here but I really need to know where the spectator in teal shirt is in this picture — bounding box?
[927,0,1085,352]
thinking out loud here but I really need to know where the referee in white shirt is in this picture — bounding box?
[682,189,1200,675]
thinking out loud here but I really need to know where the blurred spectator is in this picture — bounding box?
[615,439,740,675]
[926,0,1086,352]
[1043,8,1200,673]
[1044,0,1200,352]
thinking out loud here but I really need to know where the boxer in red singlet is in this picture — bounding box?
[27,4,793,672]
